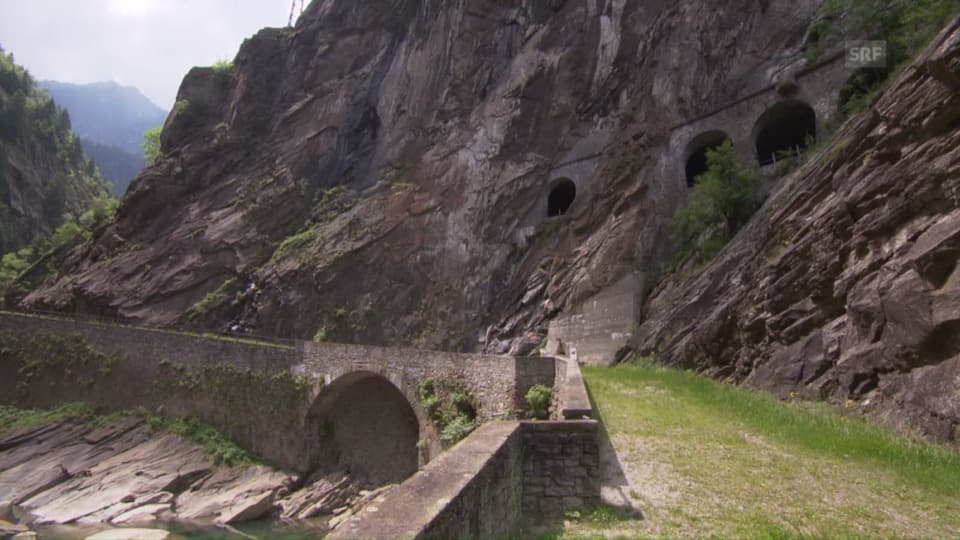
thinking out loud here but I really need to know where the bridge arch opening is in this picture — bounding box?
[684,131,732,187]
[306,372,419,485]
[753,100,817,166]
[547,178,576,217]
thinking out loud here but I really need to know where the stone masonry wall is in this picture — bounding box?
[332,420,602,539]
[521,420,601,519]
[0,311,310,469]
[0,311,558,473]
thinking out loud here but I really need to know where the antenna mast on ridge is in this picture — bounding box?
[288,0,305,27]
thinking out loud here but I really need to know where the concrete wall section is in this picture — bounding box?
[547,274,638,365]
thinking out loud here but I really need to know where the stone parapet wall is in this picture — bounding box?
[520,420,601,518]
[300,341,551,421]
[331,422,524,540]
[331,420,602,540]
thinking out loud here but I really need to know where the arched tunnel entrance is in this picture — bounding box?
[306,372,419,485]
[684,131,732,187]
[547,178,576,217]
[754,100,817,166]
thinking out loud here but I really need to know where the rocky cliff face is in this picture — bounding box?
[0,50,109,254]
[18,0,822,349]
[636,20,960,447]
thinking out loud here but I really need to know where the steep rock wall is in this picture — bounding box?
[636,20,960,447]
[18,0,821,350]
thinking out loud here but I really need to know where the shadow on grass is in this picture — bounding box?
[583,379,645,521]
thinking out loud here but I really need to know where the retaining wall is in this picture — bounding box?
[0,311,554,472]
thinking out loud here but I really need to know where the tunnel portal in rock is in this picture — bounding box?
[754,100,817,166]
[547,178,576,217]
[307,372,419,486]
[684,131,731,187]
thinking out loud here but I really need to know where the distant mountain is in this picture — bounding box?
[80,138,144,195]
[40,81,166,195]
[0,49,110,254]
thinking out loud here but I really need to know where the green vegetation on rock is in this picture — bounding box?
[418,377,478,446]
[142,126,162,165]
[671,140,760,265]
[810,0,960,117]
[0,47,110,254]
[272,226,315,261]
[0,196,119,298]
[0,402,259,467]
[0,402,98,433]
[185,277,239,321]
[147,415,257,466]
[211,60,235,77]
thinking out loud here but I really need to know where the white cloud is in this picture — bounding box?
[0,0,291,109]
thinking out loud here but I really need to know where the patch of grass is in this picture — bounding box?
[185,277,238,321]
[574,363,960,539]
[271,226,315,261]
[0,402,97,433]
[147,415,257,466]
[592,364,960,495]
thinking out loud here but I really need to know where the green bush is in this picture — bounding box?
[525,384,552,420]
[422,395,442,420]
[313,326,329,342]
[440,415,475,445]
[418,378,479,446]
[450,391,476,418]
[142,127,162,165]
[0,247,34,293]
[417,378,436,400]
[671,140,760,265]
[211,60,234,77]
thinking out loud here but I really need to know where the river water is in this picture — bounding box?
[34,519,327,539]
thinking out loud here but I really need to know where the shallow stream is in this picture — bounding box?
[34,519,326,540]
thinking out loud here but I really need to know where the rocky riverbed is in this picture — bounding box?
[0,417,391,539]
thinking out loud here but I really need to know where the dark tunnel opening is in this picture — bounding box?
[547,178,576,217]
[754,100,817,166]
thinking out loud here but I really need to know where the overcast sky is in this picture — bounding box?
[0,0,296,110]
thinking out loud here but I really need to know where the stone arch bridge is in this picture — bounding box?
[0,310,556,486]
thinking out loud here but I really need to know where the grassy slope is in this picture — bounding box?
[560,364,960,539]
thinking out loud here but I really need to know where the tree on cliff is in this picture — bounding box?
[671,140,760,264]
